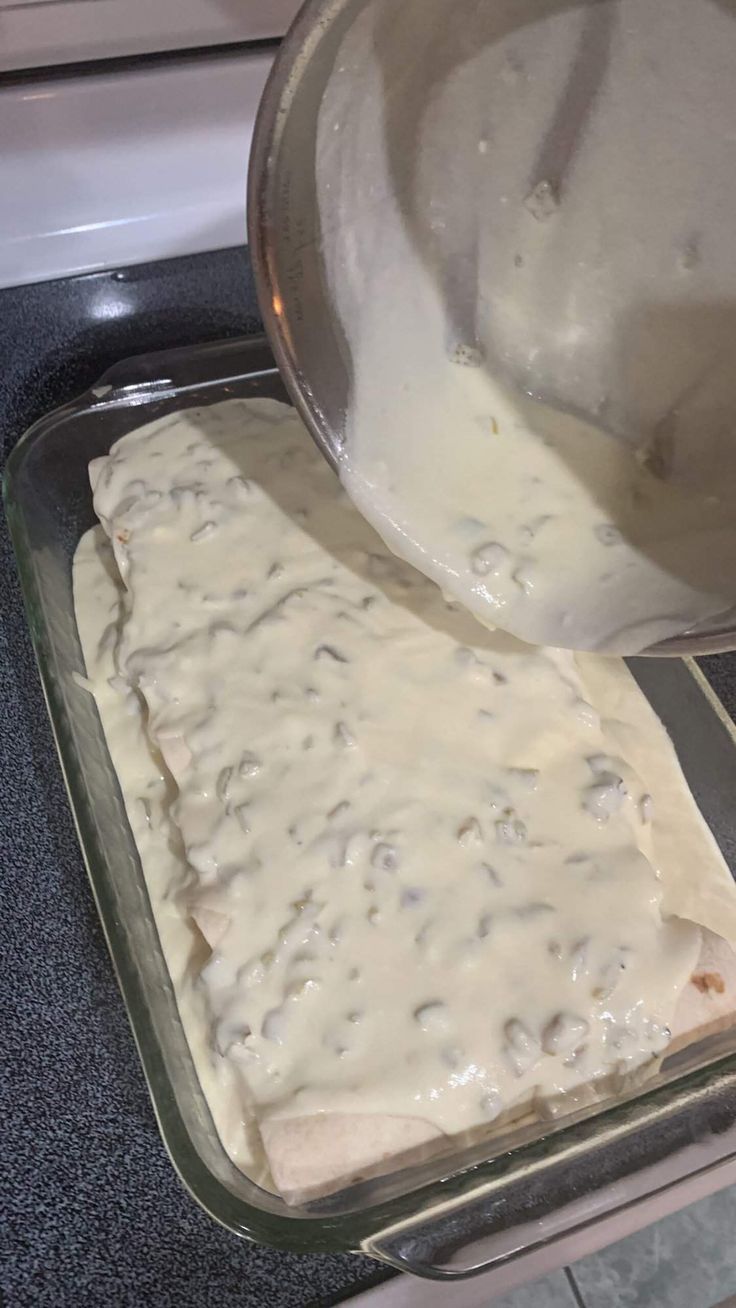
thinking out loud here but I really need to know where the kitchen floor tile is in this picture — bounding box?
[569,1186,736,1308]
[487,1268,581,1307]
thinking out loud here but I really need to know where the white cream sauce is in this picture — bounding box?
[73,398,736,1154]
[315,0,736,653]
[73,532,267,1176]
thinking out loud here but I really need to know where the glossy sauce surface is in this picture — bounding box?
[73,399,736,1152]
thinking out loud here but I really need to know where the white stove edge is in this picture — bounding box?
[0,0,299,73]
[0,50,274,290]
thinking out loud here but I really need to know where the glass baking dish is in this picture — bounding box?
[6,334,736,1279]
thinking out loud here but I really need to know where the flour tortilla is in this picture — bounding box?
[259,1113,444,1205]
[576,655,736,942]
[669,930,736,1052]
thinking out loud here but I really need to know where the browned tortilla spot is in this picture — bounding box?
[692,971,725,995]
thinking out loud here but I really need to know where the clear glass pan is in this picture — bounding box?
[5,334,736,1279]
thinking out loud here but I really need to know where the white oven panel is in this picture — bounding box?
[0,50,273,288]
[0,0,298,71]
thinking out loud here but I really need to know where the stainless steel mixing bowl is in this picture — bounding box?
[248,0,736,656]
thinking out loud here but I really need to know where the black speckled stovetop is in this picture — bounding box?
[0,248,389,1308]
[2,247,735,1308]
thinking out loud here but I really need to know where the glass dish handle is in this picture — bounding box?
[361,1056,736,1279]
[84,335,279,408]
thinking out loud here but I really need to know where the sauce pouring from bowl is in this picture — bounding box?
[249,0,736,656]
